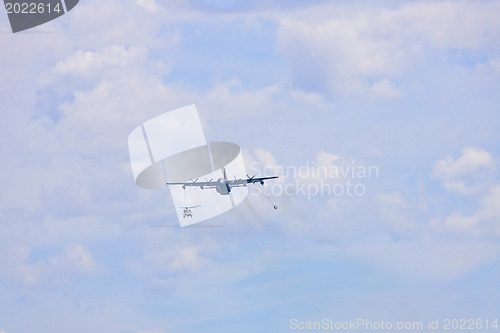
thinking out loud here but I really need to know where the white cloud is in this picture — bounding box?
[253,148,279,172]
[6,41,195,217]
[276,1,500,97]
[168,246,210,273]
[288,89,334,112]
[375,192,420,235]
[54,50,100,76]
[432,147,497,195]
[431,185,500,238]
[67,1,178,49]
[203,78,282,118]
[350,235,500,281]
[55,244,98,274]
[369,79,400,99]
[433,147,495,178]
[136,0,159,13]
[1,0,499,330]
[295,152,377,185]
[241,146,500,281]
[0,29,190,293]
[0,244,98,287]
[375,191,403,207]
[133,244,212,286]
[315,151,339,167]
[53,46,149,77]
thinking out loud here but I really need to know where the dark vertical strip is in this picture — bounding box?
[141,124,154,164]
[207,142,215,172]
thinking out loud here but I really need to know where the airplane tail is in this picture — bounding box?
[223,167,228,182]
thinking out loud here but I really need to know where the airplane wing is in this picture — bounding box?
[166,179,217,189]
[227,175,279,187]
[246,176,279,184]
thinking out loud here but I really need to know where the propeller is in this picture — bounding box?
[204,178,213,182]
[190,178,199,183]
[247,175,255,181]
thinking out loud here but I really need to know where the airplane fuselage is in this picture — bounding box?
[215,178,232,195]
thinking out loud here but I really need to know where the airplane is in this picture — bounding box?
[166,167,279,196]
[180,205,200,218]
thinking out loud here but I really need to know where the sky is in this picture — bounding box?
[1,0,499,332]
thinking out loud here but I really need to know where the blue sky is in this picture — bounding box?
[1,1,500,332]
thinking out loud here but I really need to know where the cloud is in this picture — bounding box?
[432,147,497,195]
[431,185,500,238]
[374,191,419,235]
[203,78,282,118]
[253,148,279,172]
[368,79,401,99]
[0,244,98,287]
[56,244,98,274]
[136,0,159,13]
[288,89,334,112]
[349,235,500,282]
[276,1,500,97]
[131,240,214,289]
[240,146,500,281]
[52,46,149,77]
[66,0,178,49]
[0,41,193,221]
[0,23,188,293]
[168,246,210,273]
[1,1,499,331]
